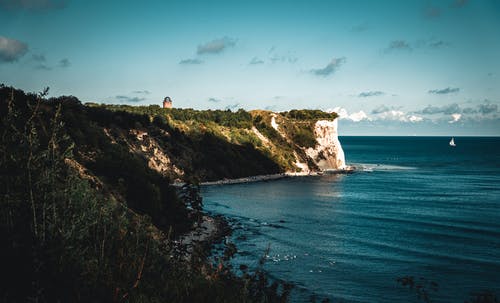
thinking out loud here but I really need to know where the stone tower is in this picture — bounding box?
[163,97,172,109]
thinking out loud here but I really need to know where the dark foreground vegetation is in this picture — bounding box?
[0,85,292,302]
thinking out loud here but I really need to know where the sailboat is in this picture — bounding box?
[449,137,456,147]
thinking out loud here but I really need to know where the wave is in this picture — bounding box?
[352,163,417,172]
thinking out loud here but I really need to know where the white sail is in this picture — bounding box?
[449,137,456,147]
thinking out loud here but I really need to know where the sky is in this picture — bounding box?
[1,0,499,135]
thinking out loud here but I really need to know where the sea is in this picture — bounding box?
[202,137,500,303]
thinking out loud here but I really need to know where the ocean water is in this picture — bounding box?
[202,137,500,303]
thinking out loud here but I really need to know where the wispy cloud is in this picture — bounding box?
[385,40,412,52]
[0,36,28,63]
[310,57,346,77]
[428,87,460,94]
[31,53,51,70]
[225,103,241,111]
[423,4,442,18]
[386,38,450,53]
[132,90,150,95]
[478,103,498,114]
[351,23,369,32]
[179,58,203,65]
[30,54,70,70]
[427,40,451,48]
[451,0,468,8]
[358,91,385,98]
[0,0,67,10]
[415,37,452,49]
[270,55,297,64]
[418,103,461,115]
[249,57,264,65]
[416,101,499,121]
[32,53,46,62]
[330,101,498,127]
[264,105,279,111]
[197,37,236,55]
[59,58,70,67]
[115,95,145,103]
[422,1,468,19]
[268,47,297,64]
[208,97,221,103]
[35,63,51,70]
[371,105,402,114]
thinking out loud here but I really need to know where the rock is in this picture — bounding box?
[305,119,346,170]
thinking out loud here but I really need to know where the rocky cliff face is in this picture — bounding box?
[305,119,346,171]
[71,104,346,182]
[254,112,347,173]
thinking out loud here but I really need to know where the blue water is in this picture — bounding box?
[202,137,500,302]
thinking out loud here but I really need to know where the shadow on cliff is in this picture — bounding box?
[83,102,283,182]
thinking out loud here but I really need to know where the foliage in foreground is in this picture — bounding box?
[0,86,291,302]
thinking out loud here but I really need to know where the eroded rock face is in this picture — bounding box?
[305,119,346,170]
[127,129,184,180]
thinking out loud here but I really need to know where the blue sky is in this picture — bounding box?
[1,0,499,135]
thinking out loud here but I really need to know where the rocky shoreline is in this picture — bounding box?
[173,166,356,260]
[199,167,355,186]
[173,214,231,260]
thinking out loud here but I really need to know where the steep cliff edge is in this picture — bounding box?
[305,119,346,171]
[250,110,347,174]
[81,106,347,181]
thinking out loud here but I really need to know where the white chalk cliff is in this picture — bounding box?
[305,119,346,170]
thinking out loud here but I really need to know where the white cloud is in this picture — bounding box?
[328,107,370,122]
[449,113,462,123]
[328,106,347,117]
[409,115,423,122]
[328,106,424,123]
[310,57,346,76]
[378,110,406,121]
[197,37,236,55]
[0,36,28,62]
[349,111,369,122]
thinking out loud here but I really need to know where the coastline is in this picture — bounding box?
[200,172,311,186]
[198,167,355,186]
[174,214,230,260]
[173,167,355,263]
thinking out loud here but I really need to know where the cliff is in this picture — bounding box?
[0,85,347,184]
[90,106,347,182]
[306,119,346,171]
